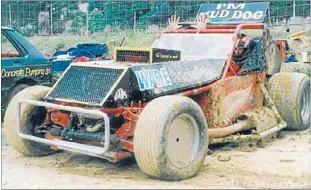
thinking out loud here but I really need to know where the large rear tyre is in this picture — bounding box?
[267,73,310,130]
[3,85,56,156]
[134,95,208,181]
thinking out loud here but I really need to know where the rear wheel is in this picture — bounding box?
[3,85,56,156]
[134,95,208,181]
[267,73,310,130]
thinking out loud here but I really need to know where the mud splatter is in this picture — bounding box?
[281,63,311,77]
[243,107,278,132]
[54,154,148,180]
[238,143,257,152]
[279,159,295,163]
[204,75,259,129]
[217,155,231,162]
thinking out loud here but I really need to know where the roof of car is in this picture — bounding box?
[1,26,14,31]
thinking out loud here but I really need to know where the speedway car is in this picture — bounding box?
[3,2,310,181]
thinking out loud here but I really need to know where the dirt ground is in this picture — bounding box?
[1,130,310,189]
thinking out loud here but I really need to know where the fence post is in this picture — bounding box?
[50,2,53,35]
[134,11,137,33]
[293,1,296,18]
[86,3,89,37]
[267,7,271,26]
[9,4,12,28]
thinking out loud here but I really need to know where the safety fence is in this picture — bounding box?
[1,1,310,37]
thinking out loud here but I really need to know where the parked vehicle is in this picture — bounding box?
[1,27,52,113]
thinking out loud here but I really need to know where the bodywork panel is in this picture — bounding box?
[202,74,264,128]
[1,28,52,107]
[45,58,226,107]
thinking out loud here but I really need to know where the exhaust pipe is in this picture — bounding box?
[208,119,254,138]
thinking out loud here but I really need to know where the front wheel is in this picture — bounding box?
[3,85,56,156]
[134,95,208,181]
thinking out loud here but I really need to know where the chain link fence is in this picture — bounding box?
[1,1,310,37]
[269,1,311,26]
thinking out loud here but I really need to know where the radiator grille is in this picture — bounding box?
[47,66,124,105]
[116,50,150,63]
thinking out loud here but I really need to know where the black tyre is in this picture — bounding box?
[3,85,56,156]
[5,83,29,108]
[267,73,310,130]
[134,95,208,181]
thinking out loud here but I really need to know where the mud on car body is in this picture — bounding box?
[3,2,310,181]
[1,27,52,113]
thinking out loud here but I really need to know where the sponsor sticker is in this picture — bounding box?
[134,67,172,91]
[1,67,51,78]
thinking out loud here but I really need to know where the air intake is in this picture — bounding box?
[114,47,181,63]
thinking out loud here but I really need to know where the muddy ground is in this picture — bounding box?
[1,130,310,189]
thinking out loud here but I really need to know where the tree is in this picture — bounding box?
[88,9,105,33]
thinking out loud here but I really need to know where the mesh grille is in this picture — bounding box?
[116,50,150,63]
[48,66,124,105]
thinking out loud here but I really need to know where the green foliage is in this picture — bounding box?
[88,2,105,12]
[1,1,310,34]
[88,10,105,33]
[21,23,37,37]
[69,10,86,35]
[55,43,65,49]
[1,35,8,43]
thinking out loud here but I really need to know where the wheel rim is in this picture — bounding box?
[300,85,310,126]
[167,113,200,169]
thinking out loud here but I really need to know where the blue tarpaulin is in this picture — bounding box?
[51,43,109,72]
[286,55,298,63]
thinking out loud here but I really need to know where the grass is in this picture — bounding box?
[26,25,310,57]
[27,29,160,56]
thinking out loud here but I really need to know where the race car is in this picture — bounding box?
[3,2,310,181]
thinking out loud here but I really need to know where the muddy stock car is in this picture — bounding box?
[3,2,310,181]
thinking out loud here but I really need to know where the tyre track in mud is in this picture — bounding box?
[2,130,311,189]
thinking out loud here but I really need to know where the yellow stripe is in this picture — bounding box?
[114,47,151,51]
[150,48,153,64]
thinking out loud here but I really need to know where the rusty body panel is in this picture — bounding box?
[199,74,264,128]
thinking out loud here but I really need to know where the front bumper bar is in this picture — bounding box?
[16,99,112,159]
